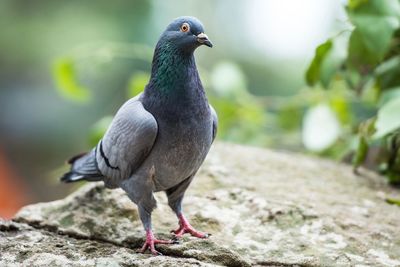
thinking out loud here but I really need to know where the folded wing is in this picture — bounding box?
[96,96,158,186]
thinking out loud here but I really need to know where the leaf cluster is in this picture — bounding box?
[306,0,400,183]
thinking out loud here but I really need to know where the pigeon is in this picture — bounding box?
[61,16,217,255]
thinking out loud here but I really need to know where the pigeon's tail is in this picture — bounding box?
[60,171,85,183]
[60,149,104,183]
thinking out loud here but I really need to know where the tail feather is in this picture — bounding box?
[60,172,85,183]
[67,152,87,164]
[60,149,104,183]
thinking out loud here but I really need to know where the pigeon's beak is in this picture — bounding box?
[197,33,213,48]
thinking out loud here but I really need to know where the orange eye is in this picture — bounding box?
[180,23,190,32]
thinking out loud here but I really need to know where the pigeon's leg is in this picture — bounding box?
[166,176,209,239]
[121,178,174,255]
[138,205,175,255]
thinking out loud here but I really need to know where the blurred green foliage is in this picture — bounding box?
[127,72,150,98]
[306,0,400,184]
[386,197,400,206]
[54,57,91,103]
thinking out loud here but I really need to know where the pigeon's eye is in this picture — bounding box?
[180,23,190,33]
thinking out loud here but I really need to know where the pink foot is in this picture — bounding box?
[140,229,175,255]
[171,214,209,239]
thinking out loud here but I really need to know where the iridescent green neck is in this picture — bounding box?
[147,41,197,93]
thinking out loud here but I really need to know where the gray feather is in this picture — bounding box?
[61,149,103,183]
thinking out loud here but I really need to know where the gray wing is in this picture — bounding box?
[210,104,218,142]
[95,96,158,185]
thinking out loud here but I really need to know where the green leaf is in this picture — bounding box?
[385,198,400,206]
[378,87,400,106]
[306,34,348,88]
[375,56,400,90]
[352,136,368,168]
[306,40,333,86]
[373,97,400,138]
[53,57,91,103]
[127,72,150,98]
[348,0,400,18]
[320,35,349,88]
[350,16,399,63]
[347,0,400,68]
[348,0,368,10]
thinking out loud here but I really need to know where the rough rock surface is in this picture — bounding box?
[2,142,400,267]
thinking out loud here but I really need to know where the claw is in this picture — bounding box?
[171,214,210,239]
[139,229,174,255]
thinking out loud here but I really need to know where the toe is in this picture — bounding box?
[202,232,211,238]
[139,243,148,254]
[195,232,207,238]
[187,228,208,238]
[154,239,174,245]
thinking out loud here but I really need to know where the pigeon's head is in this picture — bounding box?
[160,16,213,53]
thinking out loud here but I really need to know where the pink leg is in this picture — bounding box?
[140,229,174,255]
[171,214,209,239]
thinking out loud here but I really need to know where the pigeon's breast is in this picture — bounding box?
[144,113,213,191]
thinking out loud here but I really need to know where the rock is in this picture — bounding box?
[2,142,400,266]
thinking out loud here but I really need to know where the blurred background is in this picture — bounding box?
[2,0,400,218]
